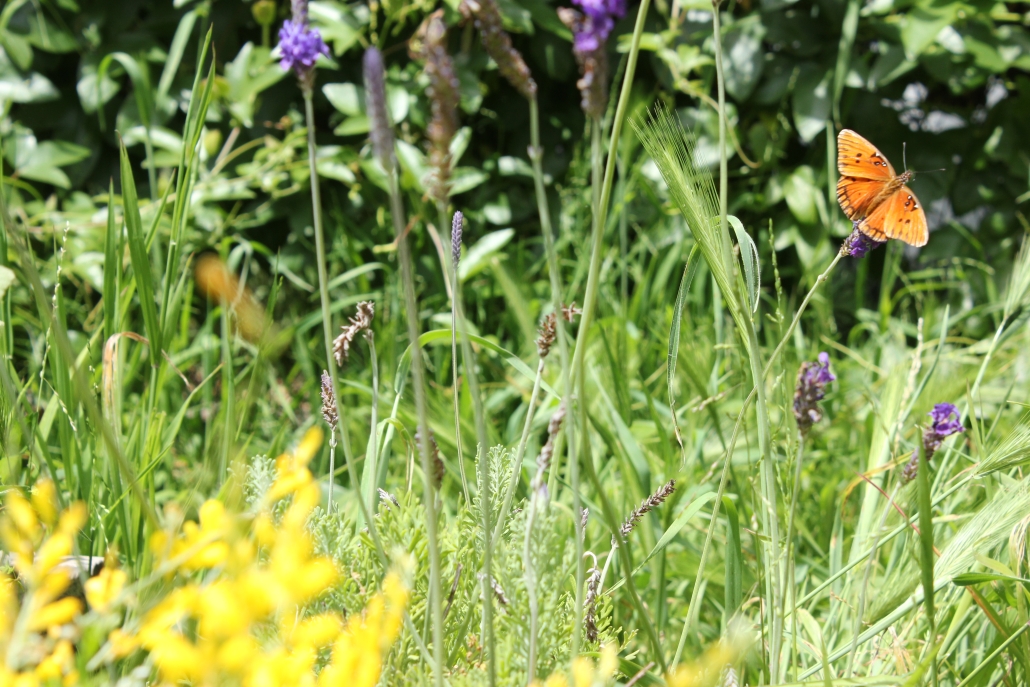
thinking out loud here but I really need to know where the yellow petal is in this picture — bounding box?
[84,568,127,612]
[31,480,58,527]
[27,597,82,631]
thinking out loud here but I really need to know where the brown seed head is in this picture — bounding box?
[536,312,557,358]
[320,370,338,431]
[619,479,676,539]
[460,0,537,100]
[333,301,375,366]
[363,47,395,171]
[411,11,460,204]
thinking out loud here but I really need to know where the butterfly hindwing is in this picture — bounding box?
[856,200,890,242]
[836,176,885,221]
[838,129,896,181]
[883,185,928,247]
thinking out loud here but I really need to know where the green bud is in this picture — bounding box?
[253,0,277,27]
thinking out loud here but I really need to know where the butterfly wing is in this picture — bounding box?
[838,129,896,181]
[856,204,889,242]
[882,185,928,246]
[837,177,886,221]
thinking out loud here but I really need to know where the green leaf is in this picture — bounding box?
[512,0,571,40]
[728,215,760,313]
[722,16,766,101]
[224,42,286,127]
[901,2,960,60]
[0,265,15,300]
[119,139,162,357]
[458,229,514,282]
[952,572,1030,586]
[449,167,489,196]
[667,245,700,447]
[783,165,820,225]
[1,29,33,70]
[791,66,831,143]
[310,1,369,55]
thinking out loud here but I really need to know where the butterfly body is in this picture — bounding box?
[835,130,928,247]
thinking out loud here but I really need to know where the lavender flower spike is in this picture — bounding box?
[793,352,836,435]
[923,403,963,456]
[278,18,329,79]
[840,223,885,259]
[901,402,964,484]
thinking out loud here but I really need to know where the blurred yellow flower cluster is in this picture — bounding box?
[534,644,619,687]
[124,427,409,687]
[0,479,88,687]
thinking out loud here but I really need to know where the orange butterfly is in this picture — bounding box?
[836,129,928,247]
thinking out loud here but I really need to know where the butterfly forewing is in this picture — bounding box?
[883,185,928,246]
[836,177,886,221]
[838,130,896,181]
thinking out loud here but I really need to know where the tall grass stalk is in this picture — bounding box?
[391,167,445,687]
[708,0,782,672]
[565,0,657,665]
[915,441,938,687]
[528,94,582,654]
[492,357,544,548]
[450,211,489,491]
[303,90,348,486]
[364,45,444,687]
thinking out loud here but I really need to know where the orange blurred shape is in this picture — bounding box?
[194,254,268,343]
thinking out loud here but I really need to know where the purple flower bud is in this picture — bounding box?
[901,403,964,484]
[277,19,329,77]
[923,402,963,456]
[840,224,885,259]
[793,352,835,435]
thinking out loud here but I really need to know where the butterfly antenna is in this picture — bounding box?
[903,141,908,172]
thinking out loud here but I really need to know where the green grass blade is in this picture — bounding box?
[668,244,700,449]
[119,139,162,357]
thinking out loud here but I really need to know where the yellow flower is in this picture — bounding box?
[30,480,58,528]
[27,597,82,632]
[84,566,127,613]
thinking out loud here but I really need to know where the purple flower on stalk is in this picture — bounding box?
[924,403,963,455]
[793,352,835,435]
[840,224,885,259]
[901,403,964,484]
[278,19,329,76]
[570,0,625,51]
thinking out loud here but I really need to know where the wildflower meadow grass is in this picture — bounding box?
[2,0,1030,686]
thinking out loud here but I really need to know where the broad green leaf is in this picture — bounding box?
[723,16,766,101]
[310,1,369,55]
[901,2,959,60]
[458,229,514,282]
[783,165,820,225]
[224,42,286,127]
[449,167,489,196]
[791,66,831,143]
[395,139,427,192]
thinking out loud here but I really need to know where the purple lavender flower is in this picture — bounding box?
[793,352,836,435]
[901,403,964,484]
[840,224,885,259]
[278,19,329,77]
[923,403,963,455]
[570,0,624,51]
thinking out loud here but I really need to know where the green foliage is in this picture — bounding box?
[2,0,1030,685]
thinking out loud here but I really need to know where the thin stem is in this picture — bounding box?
[673,387,756,667]
[450,258,470,503]
[304,90,352,491]
[524,487,541,681]
[479,443,496,687]
[765,251,844,378]
[304,87,388,563]
[915,440,938,687]
[783,433,805,683]
[492,358,545,549]
[528,94,582,656]
[570,0,652,386]
[389,166,444,687]
[711,0,781,674]
[846,484,896,677]
[328,436,337,510]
